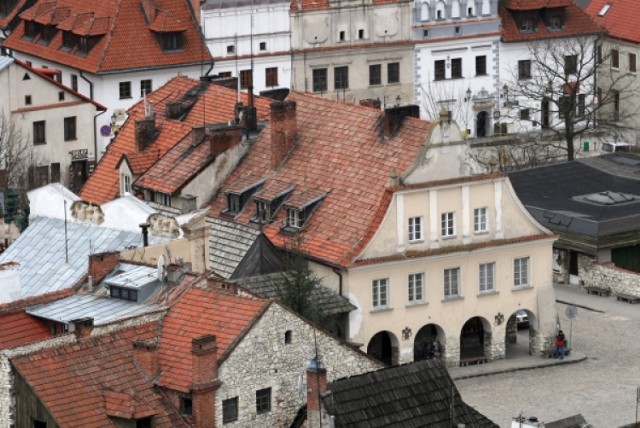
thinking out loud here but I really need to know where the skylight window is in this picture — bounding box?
[598,4,611,17]
[575,191,639,206]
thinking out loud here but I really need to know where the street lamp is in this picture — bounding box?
[465,87,472,102]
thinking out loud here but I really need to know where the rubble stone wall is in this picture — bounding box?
[582,263,640,296]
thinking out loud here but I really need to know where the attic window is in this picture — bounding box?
[0,0,18,18]
[225,180,264,215]
[39,25,56,45]
[519,16,536,33]
[285,330,292,344]
[62,31,77,51]
[161,32,183,52]
[23,20,40,40]
[110,286,138,301]
[575,191,639,206]
[180,396,193,415]
[252,185,295,224]
[255,200,271,223]
[282,193,325,231]
[598,3,611,16]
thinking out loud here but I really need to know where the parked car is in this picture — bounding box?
[601,141,630,154]
[516,310,529,329]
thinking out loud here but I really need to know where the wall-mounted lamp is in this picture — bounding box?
[464,88,472,102]
[396,95,402,106]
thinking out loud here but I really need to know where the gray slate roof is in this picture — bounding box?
[230,272,355,315]
[509,154,640,241]
[207,217,260,279]
[322,359,499,428]
[0,216,166,298]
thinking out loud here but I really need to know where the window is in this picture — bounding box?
[55,72,62,83]
[339,30,345,41]
[565,55,577,75]
[58,91,64,101]
[408,216,423,242]
[520,108,530,121]
[597,45,603,64]
[110,286,138,301]
[285,330,292,344]
[479,262,495,292]
[423,29,429,38]
[71,74,78,91]
[475,55,486,76]
[611,49,619,68]
[156,192,171,206]
[358,29,364,39]
[578,94,586,116]
[514,257,529,287]
[434,60,445,80]
[240,69,253,89]
[312,68,327,92]
[451,58,462,78]
[474,207,488,232]
[372,278,388,308]
[519,17,536,32]
[121,173,131,194]
[228,194,241,213]
[255,200,270,223]
[33,121,46,145]
[388,62,399,84]
[287,209,301,228]
[558,95,574,119]
[518,60,531,79]
[218,71,232,78]
[266,67,278,87]
[181,397,193,415]
[33,421,47,428]
[548,15,563,30]
[444,268,460,298]
[408,273,424,302]
[24,20,39,39]
[454,26,460,35]
[223,397,239,423]
[140,79,152,97]
[25,95,32,105]
[255,388,271,414]
[369,64,381,85]
[136,418,151,428]
[441,212,455,237]
[64,116,76,141]
[259,41,266,50]
[119,81,132,99]
[161,32,182,51]
[613,90,620,120]
[334,66,349,90]
[630,53,637,72]
[227,45,235,54]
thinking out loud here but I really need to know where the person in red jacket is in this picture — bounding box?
[555,330,566,360]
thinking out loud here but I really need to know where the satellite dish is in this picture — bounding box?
[157,254,167,281]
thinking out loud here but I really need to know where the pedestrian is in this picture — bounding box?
[556,329,565,360]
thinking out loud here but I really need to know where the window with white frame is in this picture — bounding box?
[474,207,488,233]
[514,257,530,287]
[287,209,301,228]
[479,262,495,292]
[441,212,455,237]
[372,278,388,309]
[444,268,460,298]
[121,173,131,195]
[408,216,423,242]
[408,273,424,303]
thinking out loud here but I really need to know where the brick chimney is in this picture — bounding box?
[209,126,242,157]
[190,335,220,428]
[270,100,297,168]
[383,104,420,138]
[133,339,159,380]
[166,100,186,120]
[70,317,94,340]
[135,106,156,151]
[306,358,327,428]
[88,251,119,285]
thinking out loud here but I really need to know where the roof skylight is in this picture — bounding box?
[598,3,611,17]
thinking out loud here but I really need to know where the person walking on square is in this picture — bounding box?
[556,330,565,360]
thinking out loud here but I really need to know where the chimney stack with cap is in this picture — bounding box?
[135,102,156,151]
[88,251,119,285]
[270,100,297,168]
[133,339,159,380]
[190,335,221,428]
[306,358,328,428]
[209,126,243,157]
[70,317,94,340]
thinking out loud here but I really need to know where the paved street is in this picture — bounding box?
[455,284,640,427]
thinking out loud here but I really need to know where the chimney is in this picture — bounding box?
[383,104,420,138]
[69,317,94,340]
[306,358,327,428]
[209,126,242,157]
[88,251,119,285]
[192,126,206,146]
[270,100,297,168]
[360,98,381,109]
[190,335,220,428]
[166,260,191,283]
[133,339,159,380]
[139,223,150,247]
[135,115,156,151]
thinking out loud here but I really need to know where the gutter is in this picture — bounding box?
[79,70,98,163]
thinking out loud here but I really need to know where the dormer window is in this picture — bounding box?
[519,16,536,32]
[161,32,183,51]
[39,25,56,45]
[110,286,138,302]
[547,15,563,30]
[23,20,40,40]
[255,200,271,223]
[282,190,326,231]
[251,183,295,224]
[224,179,265,215]
[62,31,77,51]
[0,0,19,18]
[287,209,302,228]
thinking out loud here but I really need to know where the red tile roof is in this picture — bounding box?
[207,92,433,267]
[0,310,50,349]
[156,285,269,393]
[585,0,640,44]
[0,0,29,30]
[500,0,602,43]
[11,322,185,427]
[79,76,272,205]
[4,0,211,74]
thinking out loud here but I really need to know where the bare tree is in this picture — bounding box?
[503,35,638,161]
[418,82,474,134]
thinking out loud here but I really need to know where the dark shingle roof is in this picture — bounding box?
[546,414,589,428]
[322,359,498,427]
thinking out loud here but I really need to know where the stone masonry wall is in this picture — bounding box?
[581,263,640,297]
[217,303,382,428]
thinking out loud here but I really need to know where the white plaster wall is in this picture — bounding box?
[209,55,292,94]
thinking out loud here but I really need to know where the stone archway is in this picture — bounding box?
[413,323,444,361]
[476,111,489,137]
[459,316,492,364]
[367,331,399,366]
[506,309,537,359]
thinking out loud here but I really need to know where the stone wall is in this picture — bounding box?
[581,263,640,296]
[216,302,382,428]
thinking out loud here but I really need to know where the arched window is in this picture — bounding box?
[420,1,430,21]
[451,0,460,18]
[435,1,445,20]
[481,0,490,15]
[466,0,475,16]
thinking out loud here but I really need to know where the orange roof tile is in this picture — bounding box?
[500,1,602,43]
[4,0,211,74]
[11,322,184,427]
[0,310,50,349]
[79,76,271,205]
[207,92,433,268]
[157,286,269,393]
[585,0,640,44]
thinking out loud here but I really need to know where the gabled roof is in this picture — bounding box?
[322,359,498,427]
[500,0,602,42]
[0,310,50,349]
[3,0,211,74]
[11,321,185,427]
[207,92,432,268]
[79,76,272,205]
[585,0,640,44]
[156,284,269,392]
